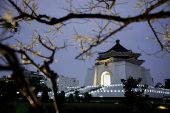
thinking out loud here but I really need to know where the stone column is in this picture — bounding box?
[93,66,98,86]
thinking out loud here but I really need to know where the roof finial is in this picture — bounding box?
[116,39,120,44]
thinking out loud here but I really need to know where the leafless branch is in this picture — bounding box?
[138,47,165,58]
[145,0,168,14]
[0,43,48,113]
[0,35,13,42]
[147,19,164,51]
[0,10,170,26]
[75,23,127,59]
[23,1,37,17]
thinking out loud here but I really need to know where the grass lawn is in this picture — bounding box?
[62,103,130,113]
[0,102,15,113]
[1,100,170,113]
[15,103,29,113]
[14,102,131,113]
[22,102,170,113]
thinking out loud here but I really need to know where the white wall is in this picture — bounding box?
[113,61,126,84]
[84,67,95,86]
[84,61,154,87]
[47,75,79,92]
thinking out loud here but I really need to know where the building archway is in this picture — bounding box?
[101,71,111,86]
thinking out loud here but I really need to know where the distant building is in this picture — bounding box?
[23,69,46,84]
[155,82,164,88]
[0,67,46,85]
[0,75,7,81]
[20,66,80,92]
[0,75,13,83]
[46,75,79,92]
[165,79,170,89]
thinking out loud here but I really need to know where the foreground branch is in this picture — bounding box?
[0,43,47,113]
[0,10,169,25]
[75,24,127,59]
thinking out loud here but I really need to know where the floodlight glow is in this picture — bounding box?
[157,106,168,109]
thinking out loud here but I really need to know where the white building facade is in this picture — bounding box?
[84,40,154,87]
[46,75,79,92]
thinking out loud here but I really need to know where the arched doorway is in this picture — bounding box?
[101,71,111,86]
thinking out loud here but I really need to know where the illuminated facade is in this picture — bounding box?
[72,40,170,98]
[84,40,154,87]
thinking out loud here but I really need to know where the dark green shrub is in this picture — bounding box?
[41,91,49,102]
[59,91,65,102]
[68,94,74,102]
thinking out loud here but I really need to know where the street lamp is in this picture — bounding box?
[79,94,82,102]
[100,95,103,102]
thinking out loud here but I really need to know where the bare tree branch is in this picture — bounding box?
[144,0,168,51]
[0,43,48,113]
[0,10,169,26]
[76,23,127,59]
[0,65,12,70]
[145,0,168,14]
[0,35,13,42]
[147,19,164,51]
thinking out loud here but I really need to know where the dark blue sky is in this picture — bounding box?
[0,0,170,86]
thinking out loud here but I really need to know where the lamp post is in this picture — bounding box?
[100,96,103,102]
[79,94,82,102]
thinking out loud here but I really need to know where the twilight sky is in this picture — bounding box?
[0,0,170,86]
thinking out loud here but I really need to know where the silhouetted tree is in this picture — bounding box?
[121,77,150,112]
[68,94,74,102]
[0,81,6,101]
[29,77,51,96]
[29,77,43,95]
[83,92,91,102]
[155,82,165,88]
[59,91,65,102]
[0,80,18,101]
[41,90,49,102]
[74,90,79,101]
